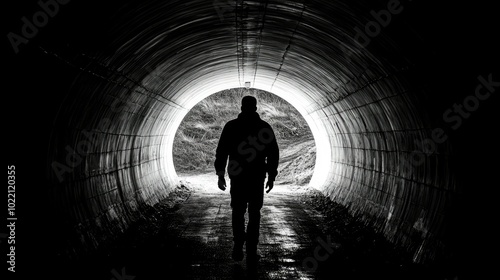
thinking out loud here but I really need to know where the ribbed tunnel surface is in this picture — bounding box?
[5,0,498,278]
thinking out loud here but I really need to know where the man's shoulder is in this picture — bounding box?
[224,115,273,130]
[222,118,240,130]
[225,118,239,126]
[259,119,273,129]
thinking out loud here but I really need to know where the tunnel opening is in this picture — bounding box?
[171,87,317,187]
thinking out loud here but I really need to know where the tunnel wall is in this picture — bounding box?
[42,0,460,262]
[48,66,181,249]
[323,72,456,262]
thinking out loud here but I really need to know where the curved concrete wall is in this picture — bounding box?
[11,0,491,264]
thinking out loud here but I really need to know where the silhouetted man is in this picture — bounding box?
[215,96,279,265]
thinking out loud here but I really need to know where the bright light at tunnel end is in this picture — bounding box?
[153,71,333,192]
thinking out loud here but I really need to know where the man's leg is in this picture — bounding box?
[230,182,247,261]
[246,181,264,263]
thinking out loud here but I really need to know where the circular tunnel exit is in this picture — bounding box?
[171,88,317,186]
[7,0,498,278]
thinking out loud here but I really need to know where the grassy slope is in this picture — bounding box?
[172,88,316,185]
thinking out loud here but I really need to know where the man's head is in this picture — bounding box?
[241,96,257,113]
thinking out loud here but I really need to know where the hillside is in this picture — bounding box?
[172,88,316,185]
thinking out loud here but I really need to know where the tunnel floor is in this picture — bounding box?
[51,173,453,280]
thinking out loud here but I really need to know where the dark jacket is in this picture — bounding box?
[215,112,279,181]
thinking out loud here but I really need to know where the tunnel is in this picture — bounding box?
[5,0,498,278]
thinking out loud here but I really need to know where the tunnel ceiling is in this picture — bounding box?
[5,0,498,267]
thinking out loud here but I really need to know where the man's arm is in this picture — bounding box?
[265,125,279,193]
[215,123,230,190]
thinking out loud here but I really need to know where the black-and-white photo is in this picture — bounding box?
[4,0,498,279]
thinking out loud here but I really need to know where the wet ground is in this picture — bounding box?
[50,172,455,280]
